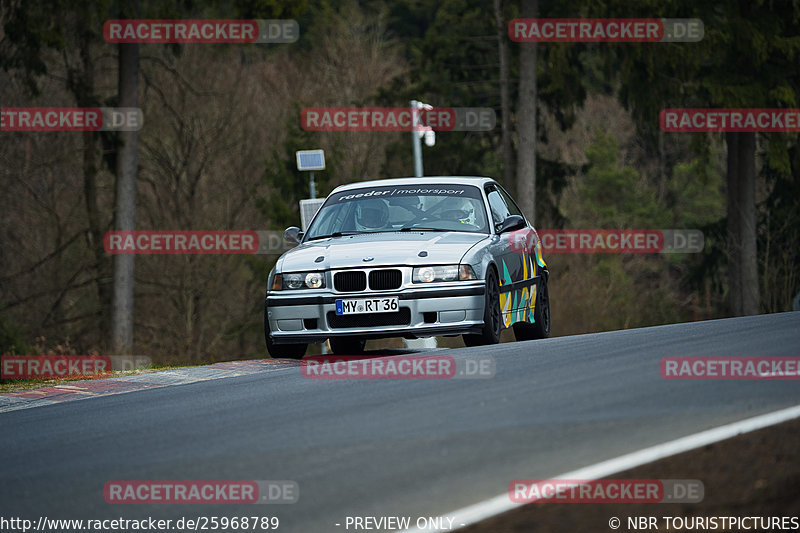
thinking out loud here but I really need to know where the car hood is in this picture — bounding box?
[278,232,488,271]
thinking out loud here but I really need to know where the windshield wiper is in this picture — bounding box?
[306,231,365,241]
[399,226,449,232]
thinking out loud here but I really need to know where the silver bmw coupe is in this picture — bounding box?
[265,177,550,358]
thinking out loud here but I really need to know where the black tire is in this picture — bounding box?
[328,336,366,355]
[513,274,550,341]
[264,310,307,359]
[463,268,502,346]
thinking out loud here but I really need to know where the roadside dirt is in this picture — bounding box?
[462,417,800,533]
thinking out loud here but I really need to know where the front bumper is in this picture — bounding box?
[265,283,486,344]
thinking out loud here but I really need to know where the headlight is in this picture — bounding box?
[305,272,325,289]
[274,271,326,290]
[413,264,476,283]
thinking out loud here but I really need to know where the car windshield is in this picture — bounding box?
[304,183,489,240]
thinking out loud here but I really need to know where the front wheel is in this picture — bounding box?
[264,311,307,359]
[463,268,502,346]
[513,274,550,341]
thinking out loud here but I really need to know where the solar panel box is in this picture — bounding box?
[296,149,325,171]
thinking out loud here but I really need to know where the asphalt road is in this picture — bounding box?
[1,313,799,532]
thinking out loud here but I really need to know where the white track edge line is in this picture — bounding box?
[401,403,800,532]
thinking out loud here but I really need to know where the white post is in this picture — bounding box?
[411,100,423,177]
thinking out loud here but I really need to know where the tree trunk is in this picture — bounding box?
[494,0,514,190]
[726,132,759,316]
[737,132,759,315]
[73,17,113,346]
[726,132,741,315]
[516,0,538,221]
[111,38,140,354]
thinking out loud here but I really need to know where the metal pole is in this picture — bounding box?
[309,170,322,353]
[411,100,423,177]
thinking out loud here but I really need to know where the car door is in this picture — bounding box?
[484,183,539,327]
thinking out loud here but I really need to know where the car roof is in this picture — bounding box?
[330,176,496,194]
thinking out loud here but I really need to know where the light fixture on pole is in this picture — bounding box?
[295,149,325,199]
[410,100,435,177]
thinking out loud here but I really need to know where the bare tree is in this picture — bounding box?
[516,0,538,221]
[726,132,759,316]
[494,0,513,188]
[111,27,140,354]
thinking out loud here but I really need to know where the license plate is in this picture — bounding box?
[335,297,399,315]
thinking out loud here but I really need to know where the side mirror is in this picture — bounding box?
[496,215,526,234]
[283,226,303,244]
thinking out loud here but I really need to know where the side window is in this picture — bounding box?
[486,189,510,225]
[496,186,523,218]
